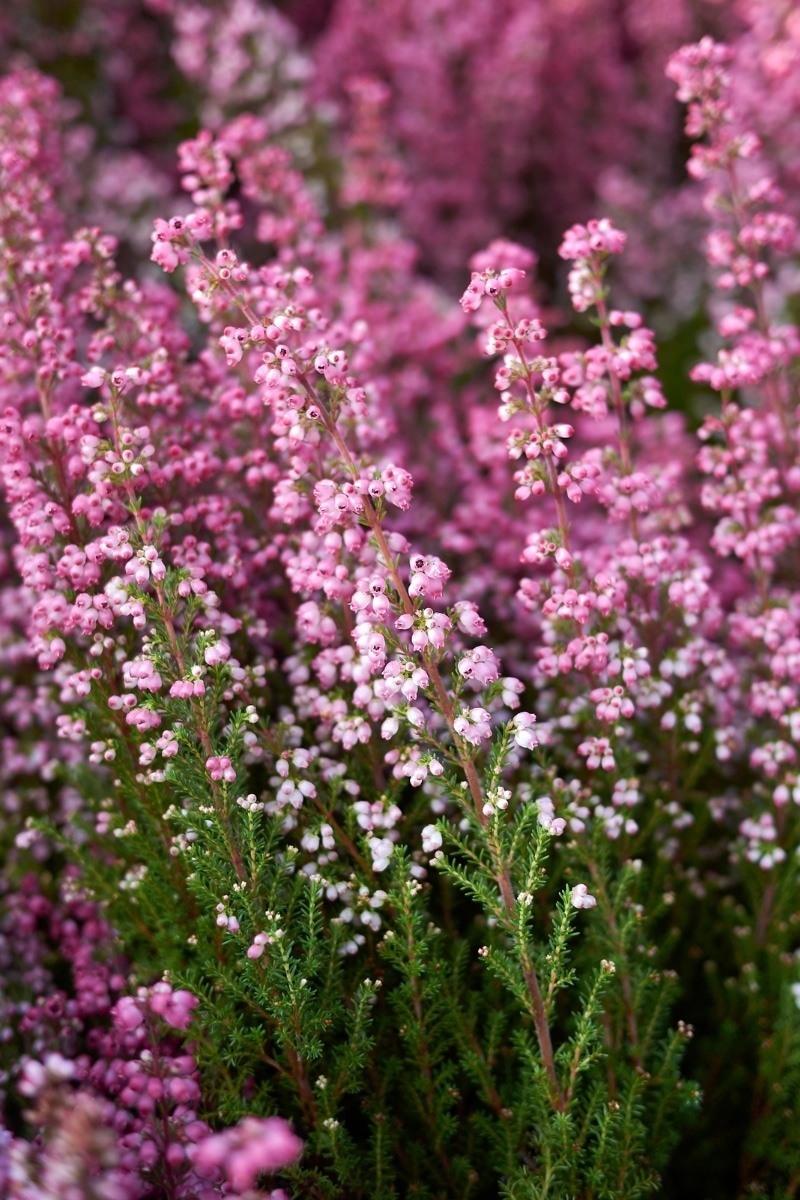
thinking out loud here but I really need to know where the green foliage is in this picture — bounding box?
[33,599,707,1199]
[20,493,785,1200]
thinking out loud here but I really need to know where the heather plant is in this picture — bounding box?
[1,7,800,1200]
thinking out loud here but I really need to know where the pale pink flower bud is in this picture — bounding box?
[422,825,443,853]
[81,367,106,388]
[570,884,597,910]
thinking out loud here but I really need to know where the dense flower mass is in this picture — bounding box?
[1,3,800,1198]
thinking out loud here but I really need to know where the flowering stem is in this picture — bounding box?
[120,475,247,881]
[719,392,771,607]
[724,164,795,463]
[508,327,576,586]
[302,377,566,1110]
[595,292,640,543]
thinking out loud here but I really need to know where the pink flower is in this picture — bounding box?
[81,367,106,389]
[113,996,144,1030]
[192,1117,302,1190]
[512,712,538,750]
[206,755,236,782]
[148,983,200,1030]
[453,707,492,745]
[457,645,499,686]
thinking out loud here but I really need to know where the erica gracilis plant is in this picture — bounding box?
[0,5,800,1200]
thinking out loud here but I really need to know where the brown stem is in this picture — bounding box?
[464,1022,506,1117]
[285,1041,318,1127]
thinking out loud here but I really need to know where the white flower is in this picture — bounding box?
[512,712,538,749]
[570,883,597,910]
[368,836,394,872]
[421,825,442,854]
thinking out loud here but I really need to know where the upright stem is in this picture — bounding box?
[718,392,771,608]
[725,163,795,464]
[594,293,640,543]
[303,378,565,1109]
[31,373,83,545]
[506,323,576,587]
[123,474,246,881]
